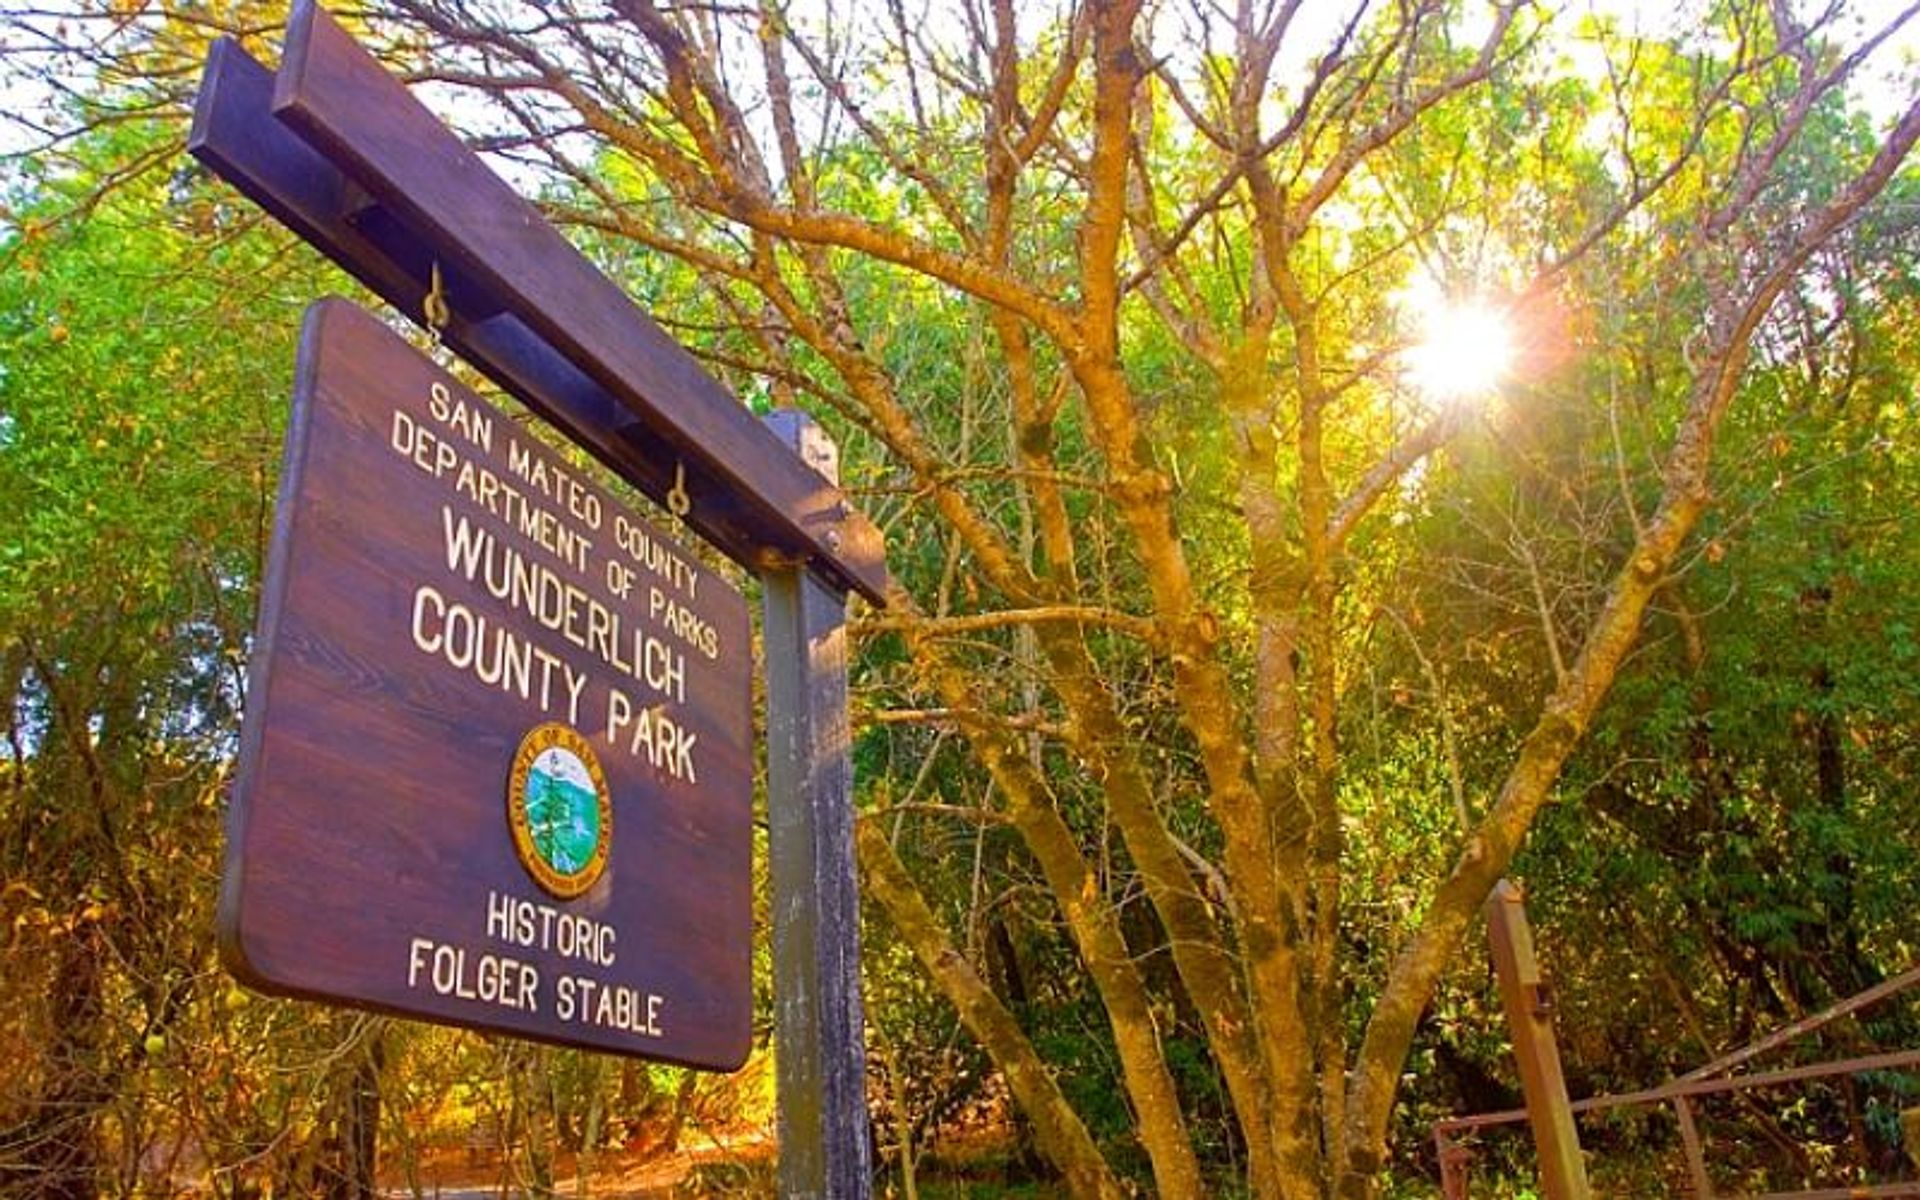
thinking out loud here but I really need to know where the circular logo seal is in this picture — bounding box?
[506,723,612,899]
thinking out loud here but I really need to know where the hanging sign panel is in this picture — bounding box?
[222,297,752,1068]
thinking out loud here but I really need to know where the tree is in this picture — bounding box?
[1489,154,1920,1118]
[313,0,1918,1193]
[0,84,412,1193]
[7,1,1920,1195]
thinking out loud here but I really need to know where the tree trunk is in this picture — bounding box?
[343,1032,383,1200]
[859,818,1130,1200]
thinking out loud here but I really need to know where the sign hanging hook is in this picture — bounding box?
[421,260,451,352]
[667,461,692,519]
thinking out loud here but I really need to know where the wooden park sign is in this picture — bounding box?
[226,298,753,1067]
[193,1,884,1190]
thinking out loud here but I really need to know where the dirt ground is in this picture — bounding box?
[376,1124,1062,1198]
[378,1133,777,1198]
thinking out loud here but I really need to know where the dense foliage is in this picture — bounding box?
[3,1,1919,1197]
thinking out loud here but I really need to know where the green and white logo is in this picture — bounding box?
[507,723,612,899]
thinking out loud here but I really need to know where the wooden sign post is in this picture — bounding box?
[763,412,875,1197]
[190,0,885,1190]
[1486,880,1591,1200]
[190,7,887,602]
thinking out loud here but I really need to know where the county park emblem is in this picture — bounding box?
[507,723,614,899]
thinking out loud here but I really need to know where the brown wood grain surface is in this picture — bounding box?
[262,0,887,603]
[222,298,753,1068]
[186,40,798,593]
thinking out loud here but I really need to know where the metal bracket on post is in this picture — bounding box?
[1486,879,1591,1200]
[761,409,873,1200]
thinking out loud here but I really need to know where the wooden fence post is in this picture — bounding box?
[762,409,873,1199]
[1486,879,1591,1200]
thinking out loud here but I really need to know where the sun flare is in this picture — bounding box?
[1399,288,1515,401]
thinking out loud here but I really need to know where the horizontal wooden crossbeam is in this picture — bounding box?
[187,0,888,603]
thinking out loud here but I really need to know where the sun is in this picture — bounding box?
[1399,284,1516,402]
